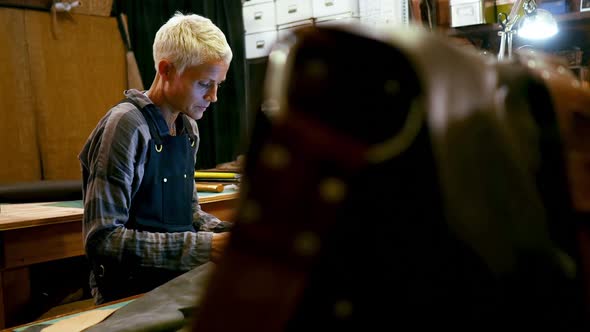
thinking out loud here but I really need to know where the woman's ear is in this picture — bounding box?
[157,60,175,81]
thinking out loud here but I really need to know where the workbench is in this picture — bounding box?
[0,190,238,329]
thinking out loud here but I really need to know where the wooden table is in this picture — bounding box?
[0,191,238,329]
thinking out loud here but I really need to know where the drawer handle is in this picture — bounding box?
[324,0,334,6]
[288,4,298,13]
[254,11,263,20]
[256,40,265,49]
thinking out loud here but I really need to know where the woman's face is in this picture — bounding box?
[165,59,229,120]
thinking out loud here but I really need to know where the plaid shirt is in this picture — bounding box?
[79,89,230,278]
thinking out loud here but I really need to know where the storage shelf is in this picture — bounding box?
[443,9,590,63]
[446,10,590,37]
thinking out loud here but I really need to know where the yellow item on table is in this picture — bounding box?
[194,171,240,179]
[196,183,224,193]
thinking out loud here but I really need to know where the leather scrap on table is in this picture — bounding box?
[85,262,214,332]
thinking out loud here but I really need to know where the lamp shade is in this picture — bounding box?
[518,8,558,39]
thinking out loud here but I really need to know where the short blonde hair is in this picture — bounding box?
[153,12,233,73]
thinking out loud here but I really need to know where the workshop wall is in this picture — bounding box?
[0,7,126,183]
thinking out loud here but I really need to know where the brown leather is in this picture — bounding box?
[515,49,590,213]
[193,26,587,330]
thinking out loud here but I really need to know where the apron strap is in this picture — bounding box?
[120,98,163,145]
[180,114,197,147]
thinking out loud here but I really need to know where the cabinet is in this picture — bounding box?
[241,0,411,119]
[275,0,314,25]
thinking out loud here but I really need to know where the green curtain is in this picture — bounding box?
[116,0,247,169]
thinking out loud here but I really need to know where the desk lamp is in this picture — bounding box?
[497,0,558,60]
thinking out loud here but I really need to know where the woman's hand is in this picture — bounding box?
[211,232,230,262]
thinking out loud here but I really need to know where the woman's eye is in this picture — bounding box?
[198,81,223,89]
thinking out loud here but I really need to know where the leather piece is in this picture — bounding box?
[0,8,42,184]
[86,262,214,332]
[193,26,587,331]
[25,10,126,181]
[516,50,590,212]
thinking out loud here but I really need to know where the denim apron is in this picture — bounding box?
[93,99,197,303]
[127,100,197,233]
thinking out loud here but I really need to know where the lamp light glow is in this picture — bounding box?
[497,0,558,60]
[518,8,558,39]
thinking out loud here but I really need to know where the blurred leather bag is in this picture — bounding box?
[193,26,588,331]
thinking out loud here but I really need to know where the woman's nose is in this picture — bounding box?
[205,85,218,103]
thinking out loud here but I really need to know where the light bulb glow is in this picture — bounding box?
[518,8,558,40]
